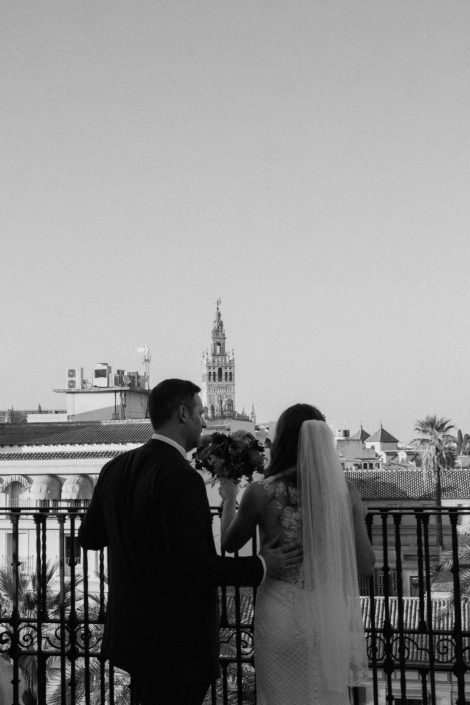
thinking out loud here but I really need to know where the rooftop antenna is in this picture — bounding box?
[137,345,151,389]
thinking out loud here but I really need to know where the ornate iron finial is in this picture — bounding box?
[216,297,222,309]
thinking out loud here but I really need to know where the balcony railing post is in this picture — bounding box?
[9,510,22,705]
[81,521,91,705]
[422,512,436,705]
[366,510,380,705]
[67,510,79,705]
[57,513,68,705]
[34,512,47,705]
[393,512,408,702]
[449,508,468,705]
[380,509,395,705]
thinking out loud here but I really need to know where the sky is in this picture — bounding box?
[1,1,470,443]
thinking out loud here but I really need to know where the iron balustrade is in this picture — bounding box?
[0,505,468,704]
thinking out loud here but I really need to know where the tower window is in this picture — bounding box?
[216,343,221,354]
[225,371,228,381]
[218,368,222,382]
[229,372,232,382]
[208,372,211,382]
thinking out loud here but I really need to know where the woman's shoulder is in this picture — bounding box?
[239,478,275,506]
[250,468,297,503]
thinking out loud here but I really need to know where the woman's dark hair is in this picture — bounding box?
[149,378,201,429]
[266,403,325,478]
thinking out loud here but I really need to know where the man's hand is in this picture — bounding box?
[260,537,303,579]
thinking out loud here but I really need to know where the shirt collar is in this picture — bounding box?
[151,433,188,459]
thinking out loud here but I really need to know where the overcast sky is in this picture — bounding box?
[2,1,469,442]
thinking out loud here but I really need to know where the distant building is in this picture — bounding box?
[364,424,400,462]
[201,301,254,429]
[335,427,381,470]
[53,362,149,422]
[0,419,152,573]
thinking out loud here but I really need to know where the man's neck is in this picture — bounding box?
[153,427,188,452]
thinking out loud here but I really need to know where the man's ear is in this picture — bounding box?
[177,405,188,423]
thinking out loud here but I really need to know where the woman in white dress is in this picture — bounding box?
[219,404,375,705]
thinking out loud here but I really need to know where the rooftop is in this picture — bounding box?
[0,421,152,447]
[346,468,470,500]
[366,425,399,444]
[0,450,123,462]
[350,427,371,442]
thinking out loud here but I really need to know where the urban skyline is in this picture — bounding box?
[2,3,470,443]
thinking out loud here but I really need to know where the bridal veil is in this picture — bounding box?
[297,420,368,694]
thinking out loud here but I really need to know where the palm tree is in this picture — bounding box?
[0,561,82,705]
[413,415,456,548]
[0,564,131,705]
[47,571,131,705]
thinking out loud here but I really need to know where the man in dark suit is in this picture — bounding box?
[78,378,301,705]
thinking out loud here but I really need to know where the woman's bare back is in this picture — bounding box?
[254,469,304,587]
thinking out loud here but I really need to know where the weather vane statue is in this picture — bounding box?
[137,345,151,389]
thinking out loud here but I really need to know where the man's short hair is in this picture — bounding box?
[149,379,201,429]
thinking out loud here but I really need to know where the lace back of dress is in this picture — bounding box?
[260,476,303,586]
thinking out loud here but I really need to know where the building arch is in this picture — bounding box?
[61,475,94,502]
[29,475,61,503]
[2,475,31,490]
[2,476,31,507]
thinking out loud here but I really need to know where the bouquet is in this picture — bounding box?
[192,430,266,484]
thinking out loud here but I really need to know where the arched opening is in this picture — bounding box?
[62,475,94,505]
[229,372,232,381]
[6,481,24,508]
[218,368,222,381]
[208,372,211,382]
[225,371,228,381]
[29,475,61,508]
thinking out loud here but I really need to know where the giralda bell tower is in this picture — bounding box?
[201,299,235,419]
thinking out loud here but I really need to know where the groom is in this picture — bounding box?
[79,378,301,705]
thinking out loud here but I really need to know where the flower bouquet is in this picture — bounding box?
[192,430,266,485]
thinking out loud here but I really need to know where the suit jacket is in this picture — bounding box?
[78,439,263,681]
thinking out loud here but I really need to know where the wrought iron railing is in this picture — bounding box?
[0,505,468,704]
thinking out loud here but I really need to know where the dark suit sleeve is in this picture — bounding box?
[78,462,110,550]
[161,462,263,587]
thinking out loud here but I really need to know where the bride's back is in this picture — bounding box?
[254,469,304,586]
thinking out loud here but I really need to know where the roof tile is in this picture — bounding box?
[366,426,399,444]
[0,422,152,447]
[346,469,470,500]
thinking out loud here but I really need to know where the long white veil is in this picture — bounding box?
[297,420,368,693]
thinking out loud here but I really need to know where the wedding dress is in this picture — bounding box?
[254,421,368,705]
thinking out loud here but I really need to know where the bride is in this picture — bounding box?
[219,404,375,705]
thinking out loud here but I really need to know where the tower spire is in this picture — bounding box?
[201,300,235,420]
